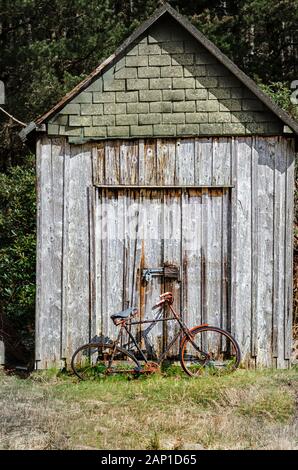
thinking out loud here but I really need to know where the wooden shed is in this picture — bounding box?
[21,3,298,369]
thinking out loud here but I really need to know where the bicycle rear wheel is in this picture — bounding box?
[180,327,241,377]
[71,342,140,380]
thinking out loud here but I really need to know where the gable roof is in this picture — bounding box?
[20,2,298,141]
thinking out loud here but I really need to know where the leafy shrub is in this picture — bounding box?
[0,156,36,364]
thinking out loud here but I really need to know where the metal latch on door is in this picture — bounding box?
[142,265,180,283]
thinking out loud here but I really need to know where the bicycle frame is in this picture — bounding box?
[111,301,207,365]
[71,289,241,380]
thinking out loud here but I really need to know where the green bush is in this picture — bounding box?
[259,81,298,120]
[0,156,36,363]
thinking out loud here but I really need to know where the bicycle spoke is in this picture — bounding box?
[180,327,240,377]
[71,343,140,380]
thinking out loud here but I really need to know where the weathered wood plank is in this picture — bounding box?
[66,144,92,359]
[116,190,127,346]
[61,140,70,359]
[38,137,52,368]
[175,139,195,185]
[182,189,202,330]
[139,139,156,185]
[230,137,238,340]
[221,188,230,333]
[164,189,182,356]
[35,138,42,365]
[88,184,97,342]
[120,140,139,185]
[233,137,252,365]
[123,190,142,349]
[92,143,105,186]
[142,190,164,356]
[205,189,222,328]
[256,137,274,367]
[92,187,102,341]
[156,139,176,185]
[284,138,295,362]
[250,137,258,362]
[200,188,209,325]
[36,137,64,368]
[105,140,120,184]
[195,138,212,185]
[212,137,231,185]
[100,189,125,341]
[99,189,109,339]
[50,138,65,364]
[273,137,286,367]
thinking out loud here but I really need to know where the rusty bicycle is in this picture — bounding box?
[71,292,241,380]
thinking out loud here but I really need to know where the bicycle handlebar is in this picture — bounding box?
[152,292,174,309]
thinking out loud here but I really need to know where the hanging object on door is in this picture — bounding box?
[142,265,180,283]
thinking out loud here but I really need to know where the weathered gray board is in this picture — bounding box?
[36,135,295,368]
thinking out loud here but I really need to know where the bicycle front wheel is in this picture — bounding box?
[71,342,140,380]
[180,327,241,377]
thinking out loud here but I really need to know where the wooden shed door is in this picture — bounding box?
[94,187,230,357]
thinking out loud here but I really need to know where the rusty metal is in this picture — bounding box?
[141,362,160,374]
[130,317,177,325]
[116,293,202,365]
[142,265,180,283]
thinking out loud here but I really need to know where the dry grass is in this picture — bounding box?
[0,368,298,450]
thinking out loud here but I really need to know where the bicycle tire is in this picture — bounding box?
[71,342,140,380]
[180,326,241,377]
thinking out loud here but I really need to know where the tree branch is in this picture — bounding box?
[0,107,26,127]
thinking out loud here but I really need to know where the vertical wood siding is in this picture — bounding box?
[36,136,295,368]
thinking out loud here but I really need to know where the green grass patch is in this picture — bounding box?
[238,388,295,422]
[1,368,297,450]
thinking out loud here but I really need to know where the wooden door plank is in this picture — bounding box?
[163,189,182,357]
[100,189,125,342]
[221,188,230,334]
[182,189,203,330]
[205,188,223,329]
[122,190,143,345]
[201,188,209,325]
[141,189,164,357]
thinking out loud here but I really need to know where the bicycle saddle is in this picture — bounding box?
[110,307,137,321]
